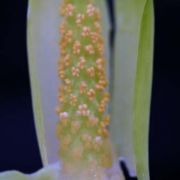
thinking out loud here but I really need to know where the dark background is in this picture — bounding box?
[0,0,179,180]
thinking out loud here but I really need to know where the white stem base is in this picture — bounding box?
[59,161,125,180]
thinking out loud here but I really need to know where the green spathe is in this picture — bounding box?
[111,0,154,179]
[133,0,154,179]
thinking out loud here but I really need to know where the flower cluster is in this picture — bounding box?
[56,0,113,169]
[77,104,90,116]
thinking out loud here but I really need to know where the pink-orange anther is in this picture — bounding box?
[94,22,101,32]
[87,67,95,77]
[82,26,91,37]
[87,116,99,127]
[72,67,80,77]
[65,30,73,43]
[71,120,81,133]
[77,104,90,116]
[60,22,66,34]
[65,3,75,16]
[87,89,96,100]
[70,94,77,105]
[59,112,69,119]
[77,56,86,69]
[73,41,81,54]
[76,13,85,26]
[96,58,104,70]
[80,81,87,94]
[90,32,99,43]
[87,4,96,17]
[85,44,95,54]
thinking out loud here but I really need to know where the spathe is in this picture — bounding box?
[0,0,154,179]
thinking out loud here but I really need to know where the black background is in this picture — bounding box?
[0,0,180,180]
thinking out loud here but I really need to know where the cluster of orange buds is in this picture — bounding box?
[59,39,67,55]
[87,116,99,127]
[70,120,81,134]
[97,127,109,138]
[76,13,85,26]
[64,30,73,43]
[86,4,96,17]
[81,133,93,149]
[63,84,72,93]
[63,54,71,67]
[58,86,65,103]
[73,41,81,54]
[55,106,61,115]
[94,21,102,33]
[58,64,65,79]
[81,25,102,46]
[58,94,65,103]
[95,79,108,90]
[86,66,95,77]
[96,42,104,55]
[90,32,100,43]
[81,26,91,37]
[72,66,80,77]
[96,58,105,70]
[60,21,66,34]
[60,135,72,153]
[98,103,106,113]
[85,44,95,54]
[81,133,92,143]
[77,56,86,69]
[103,115,110,126]
[57,0,113,169]
[59,112,69,127]
[70,94,77,106]
[93,136,103,151]
[79,81,87,94]
[59,111,69,119]
[60,3,75,17]
[98,92,110,112]
[87,88,96,101]
[76,104,90,116]
[64,78,71,85]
